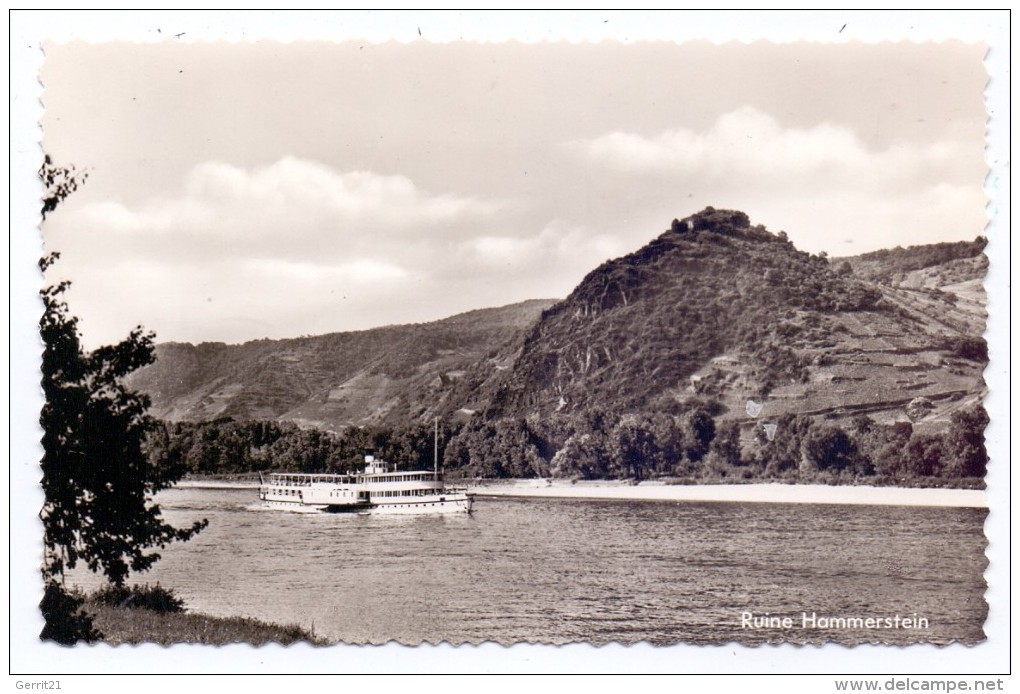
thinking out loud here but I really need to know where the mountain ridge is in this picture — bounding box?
[490,207,898,419]
[130,208,987,476]
[128,298,557,429]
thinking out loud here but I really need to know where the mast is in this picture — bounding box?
[433,416,439,482]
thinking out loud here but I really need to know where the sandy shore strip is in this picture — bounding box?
[177,479,260,490]
[175,478,985,508]
[468,480,986,508]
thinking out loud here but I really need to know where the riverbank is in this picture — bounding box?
[176,476,985,507]
[468,480,986,508]
[85,601,325,645]
[178,478,260,489]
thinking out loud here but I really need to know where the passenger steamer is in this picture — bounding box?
[259,455,473,514]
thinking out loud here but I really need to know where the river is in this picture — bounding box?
[70,487,987,645]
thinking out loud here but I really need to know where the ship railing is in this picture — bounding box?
[265,473,354,486]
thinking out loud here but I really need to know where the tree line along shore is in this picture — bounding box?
[151,403,988,491]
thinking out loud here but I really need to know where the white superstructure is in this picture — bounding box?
[258,455,474,515]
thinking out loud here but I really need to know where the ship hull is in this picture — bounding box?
[263,494,473,515]
[363,495,473,515]
[260,498,328,513]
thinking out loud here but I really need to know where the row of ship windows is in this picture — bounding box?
[371,475,433,483]
[369,490,438,498]
[274,489,436,498]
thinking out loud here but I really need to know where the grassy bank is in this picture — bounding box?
[81,592,326,645]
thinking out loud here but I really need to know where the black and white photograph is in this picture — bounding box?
[10,10,1009,682]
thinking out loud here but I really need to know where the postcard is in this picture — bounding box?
[10,9,1009,682]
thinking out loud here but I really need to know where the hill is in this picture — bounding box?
[131,208,988,485]
[127,299,555,430]
[838,237,987,285]
[487,208,985,425]
[441,208,987,481]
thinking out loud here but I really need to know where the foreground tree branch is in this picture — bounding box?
[38,157,207,643]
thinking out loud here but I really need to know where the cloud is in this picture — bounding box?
[44,158,632,346]
[50,157,498,266]
[460,220,625,273]
[42,158,512,344]
[43,118,986,349]
[576,106,979,192]
[571,106,986,256]
[182,158,493,227]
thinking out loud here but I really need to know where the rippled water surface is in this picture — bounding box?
[72,488,987,644]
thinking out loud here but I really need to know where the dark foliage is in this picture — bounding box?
[753,414,814,476]
[39,158,206,642]
[943,406,990,478]
[942,336,989,363]
[154,403,988,487]
[801,425,870,475]
[857,421,914,478]
[91,583,186,613]
[39,582,101,645]
[445,418,549,478]
[843,237,988,283]
[40,286,207,586]
[39,154,87,221]
[149,418,461,476]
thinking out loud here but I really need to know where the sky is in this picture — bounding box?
[39,39,989,348]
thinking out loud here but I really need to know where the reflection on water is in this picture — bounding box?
[70,488,987,645]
